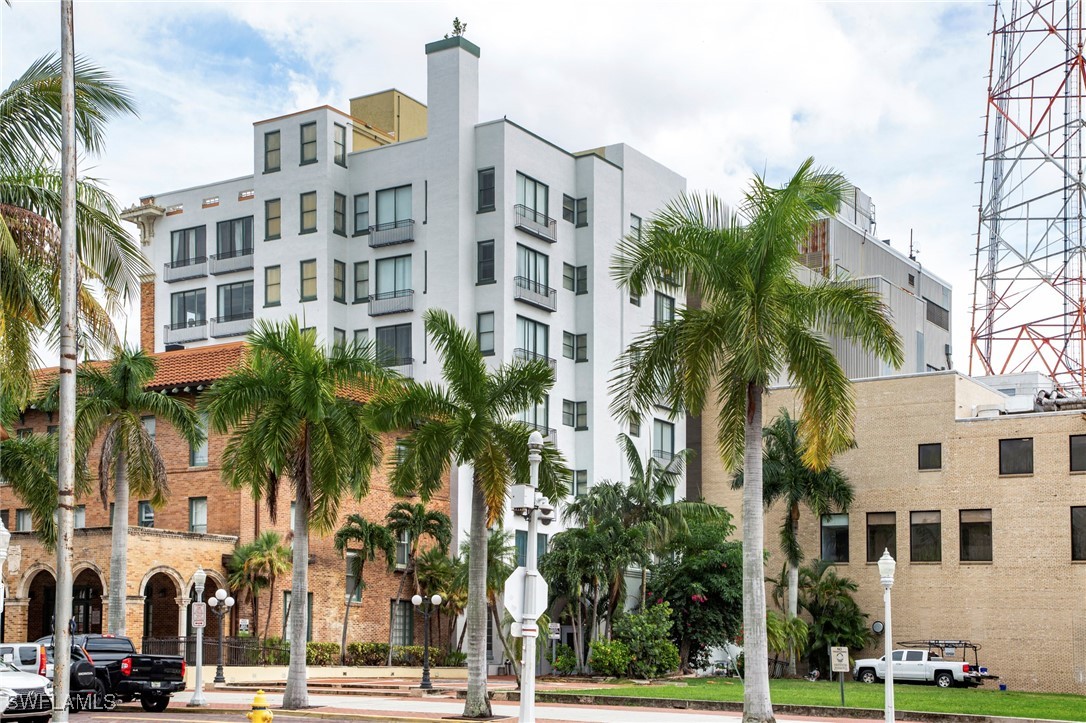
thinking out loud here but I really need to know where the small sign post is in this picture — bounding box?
[831,646,850,707]
[191,601,207,629]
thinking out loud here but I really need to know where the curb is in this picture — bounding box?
[114,704,487,722]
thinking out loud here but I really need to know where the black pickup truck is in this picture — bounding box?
[36,635,185,712]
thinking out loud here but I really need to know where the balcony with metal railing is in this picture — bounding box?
[520,422,556,445]
[210,312,254,338]
[381,357,414,379]
[368,289,414,316]
[164,257,207,282]
[209,248,254,275]
[652,449,676,463]
[514,204,557,243]
[513,276,557,312]
[369,219,415,248]
[513,347,557,372]
[164,319,208,344]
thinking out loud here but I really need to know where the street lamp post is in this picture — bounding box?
[207,588,235,684]
[410,594,442,690]
[188,568,208,706]
[878,549,897,723]
[0,515,11,616]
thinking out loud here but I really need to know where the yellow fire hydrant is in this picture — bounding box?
[246,690,273,723]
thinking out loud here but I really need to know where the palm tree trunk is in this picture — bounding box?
[462,474,492,718]
[742,383,774,722]
[340,567,363,666]
[282,499,310,709]
[108,455,128,635]
[786,560,799,676]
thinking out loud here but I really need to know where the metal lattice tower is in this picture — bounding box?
[970,0,1086,393]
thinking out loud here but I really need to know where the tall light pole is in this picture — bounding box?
[411,594,442,690]
[518,431,546,723]
[188,568,208,707]
[878,549,896,723]
[0,516,11,615]
[207,588,234,684]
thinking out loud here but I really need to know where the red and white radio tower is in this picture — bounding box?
[970,0,1086,393]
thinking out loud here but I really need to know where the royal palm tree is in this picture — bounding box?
[732,409,853,675]
[228,540,269,640]
[334,514,396,665]
[365,309,568,718]
[47,347,202,636]
[242,531,292,652]
[383,502,450,665]
[414,547,463,651]
[201,319,391,708]
[610,158,903,722]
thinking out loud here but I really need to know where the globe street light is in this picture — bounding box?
[411,593,442,690]
[206,588,234,684]
[188,567,208,707]
[878,549,896,723]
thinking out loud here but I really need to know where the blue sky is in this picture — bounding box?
[1,0,993,363]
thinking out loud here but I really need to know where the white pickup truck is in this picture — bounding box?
[853,649,982,688]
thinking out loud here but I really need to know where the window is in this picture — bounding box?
[265,266,281,306]
[516,172,548,216]
[630,291,641,306]
[326,329,343,348]
[866,512,896,562]
[290,501,296,532]
[910,510,942,562]
[562,264,587,294]
[354,261,369,302]
[283,591,313,641]
[375,255,412,296]
[345,552,362,601]
[138,501,154,528]
[654,419,675,460]
[1073,507,1086,561]
[170,289,206,327]
[334,193,347,236]
[333,123,346,166]
[925,298,950,330]
[354,329,368,346]
[477,240,495,284]
[109,503,115,525]
[395,530,411,569]
[300,192,317,233]
[576,265,587,294]
[74,505,86,529]
[333,260,346,303]
[264,130,281,172]
[190,412,209,467]
[376,185,412,226]
[999,437,1033,475]
[576,197,587,227]
[216,217,253,257]
[265,199,281,240]
[821,514,850,562]
[300,121,317,164]
[477,312,495,355]
[189,497,208,534]
[563,263,575,291]
[562,195,575,223]
[1071,435,1086,472]
[517,244,549,288]
[142,415,156,442]
[390,600,414,646]
[654,292,675,324]
[959,509,992,562]
[573,470,588,497]
[300,259,317,301]
[562,332,586,361]
[518,394,549,431]
[376,323,412,366]
[630,214,642,240]
[516,316,549,357]
[15,508,32,532]
[170,226,206,265]
[0,509,7,528]
[918,443,942,470]
[478,168,495,212]
[217,280,253,322]
[562,400,587,430]
[354,194,370,234]
[630,419,641,437]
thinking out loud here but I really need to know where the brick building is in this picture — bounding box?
[0,342,448,651]
[701,371,1086,693]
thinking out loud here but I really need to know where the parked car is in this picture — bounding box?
[3,641,104,706]
[0,646,45,678]
[0,660,53,723]
[853,649,981,687]
[35,635,184,712]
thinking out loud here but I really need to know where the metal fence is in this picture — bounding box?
[142,637,290,666]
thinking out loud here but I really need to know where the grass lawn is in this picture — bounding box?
[561,678,1086,721]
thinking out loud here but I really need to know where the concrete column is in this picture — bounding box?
[177,596,190,637]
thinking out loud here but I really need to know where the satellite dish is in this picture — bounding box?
[872,620,885,635]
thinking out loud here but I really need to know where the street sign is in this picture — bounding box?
[548,622,561,640]
[503,566,549,629]
[191,601,207,629]
[831,646,850,673]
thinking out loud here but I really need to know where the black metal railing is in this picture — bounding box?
[143,636,290,666]
[513,347,557,371]
[369,219,415,248]
[163,256,208,282]
[369,289,414,316]
[519,421,556,444]
[652,449,676,462]
[514,204,557,242]
[513,276,557,311]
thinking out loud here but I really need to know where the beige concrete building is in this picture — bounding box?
[702,371,1086,693]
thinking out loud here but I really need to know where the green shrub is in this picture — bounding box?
[262,637,290,665]
[550,643,578,675]
[346,642,389,666]
[588,640,629,677]
[442,650,467,667]
[613,602,681,679]
[390,645,441,666]
[305,642,340,666]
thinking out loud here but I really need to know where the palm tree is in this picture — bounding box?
[610,158,903,722]
[200,319,392,709]
[383,502,451,665]
[732,409,853,675]
[334,514,396,665]
[241,531,292,653]
[227,540,269,641]
[55,346,202,636]
[456,530,517,681]
[414,547,463,652]
[365,308,568,718]
[799,559,869,673]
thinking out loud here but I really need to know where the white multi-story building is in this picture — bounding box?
[122,36,688,555]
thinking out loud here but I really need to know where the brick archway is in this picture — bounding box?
[142,571,181,640]
[24,568,56,641]
[72,568,104,635]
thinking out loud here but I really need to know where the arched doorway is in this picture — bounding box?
[73,569,104,634]
[26,570,57,641]
[142,572,180,640]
